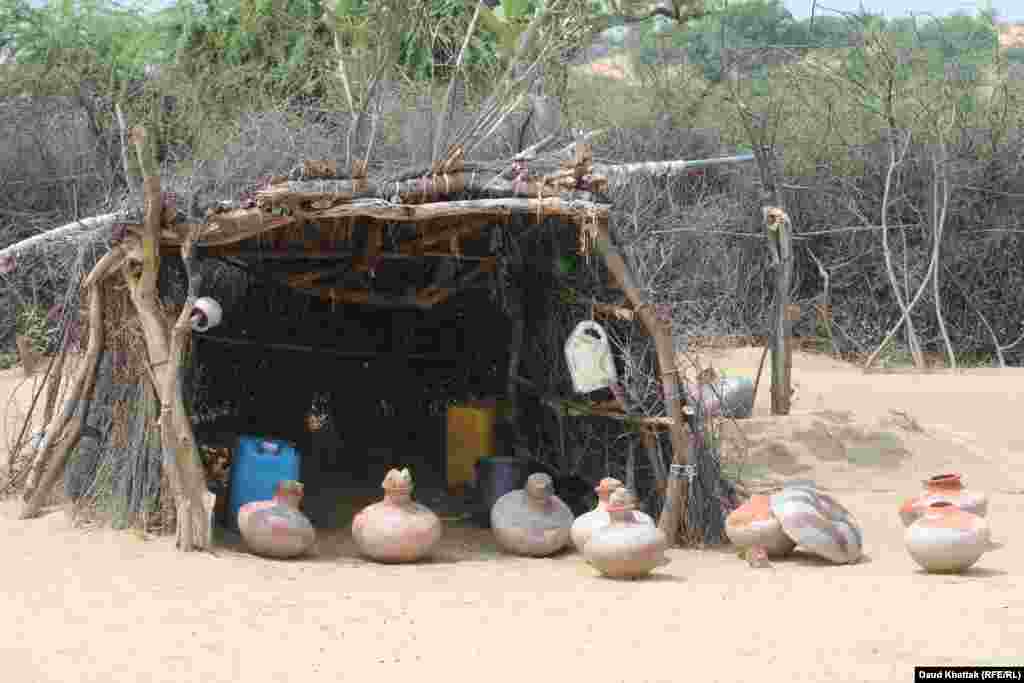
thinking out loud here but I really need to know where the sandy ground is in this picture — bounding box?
[2,350,1024,682]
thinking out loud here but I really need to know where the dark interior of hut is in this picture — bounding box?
[183,214,607,533]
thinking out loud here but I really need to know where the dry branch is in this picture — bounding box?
[432,0,484,163]
[0,213,125,264]
[197,199,608,241]
[20,283,104,519]
[81,245,127,290]
[593,153,755,188]
[930,142,956,370]
[873,130,925,368]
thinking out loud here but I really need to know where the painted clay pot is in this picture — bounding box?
[491,472,573,557]
[238,480,316,559]
[725,494,797,559]
[583,488,671,579]
[570,477,654,552]
[769,484,863,564]
[904,501,1002,573]
[899,473,988,527]
[352,468,442,563]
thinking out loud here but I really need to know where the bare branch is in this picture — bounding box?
[432,0,484,163]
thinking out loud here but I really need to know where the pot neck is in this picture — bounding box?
[384,488,412,504]
[526,492,552,511]
[607,507,635,524]
[273,493,302,509]
[926,475,963,492]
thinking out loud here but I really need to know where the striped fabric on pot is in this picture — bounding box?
[769,485,864,564]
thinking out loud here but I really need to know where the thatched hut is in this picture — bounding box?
[1,117,757,552]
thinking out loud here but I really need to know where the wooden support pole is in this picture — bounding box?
[120,125,210,551]
[590,219,692,546]
[764,207,794,416]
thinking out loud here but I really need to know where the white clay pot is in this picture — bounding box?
[352,468,442,563]
[904,501,1001,574]
[491,472,574,557]
[570,477,654,552]
[583,487,671,579]
[238,480,316,559]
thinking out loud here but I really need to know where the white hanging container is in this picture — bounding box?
[564,321,618,394]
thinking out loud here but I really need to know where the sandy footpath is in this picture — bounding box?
[1,351,1022,683]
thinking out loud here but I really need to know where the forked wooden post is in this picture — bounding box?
[118,125,211,551]
[764,207,794,416]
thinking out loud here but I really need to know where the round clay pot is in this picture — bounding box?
[899,473,988,527]
[583,488,670,579]
[570,477,654,552]
[769,485,863,564]
[352,468,443,563]
[491,472,573,557]
[238,480,316,559]
[904,501,1001,573]
[725,494,796,559]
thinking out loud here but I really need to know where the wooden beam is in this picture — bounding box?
[284,257,496,309]
[400,217,493,254]
[512,375,674,428]
[313,197,607,222]
[195,334,459,362]
[158,199,603,248]
[276,256,496,291]
[190,244,496,262]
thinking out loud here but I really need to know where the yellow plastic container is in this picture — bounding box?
[446,400,497,491]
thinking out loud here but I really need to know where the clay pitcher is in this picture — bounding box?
[904,501,1002,574]
[899,473,988,527]
[352,468,442,563]
[725,494,796,561]
[238,480,316,559]
[491,472,573,557]
[570,477,655,552]
[583,488,671,579]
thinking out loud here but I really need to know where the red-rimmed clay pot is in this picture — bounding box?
[904,501,1002,574]
[352,468,442,563]
[583,488,670,579]
[899,473,988,527]
[725,494,796,560]
[491,472,573,557]
[570,477,654,552]
[238,480,316,559]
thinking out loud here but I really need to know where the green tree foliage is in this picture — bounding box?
[0,0,160,89]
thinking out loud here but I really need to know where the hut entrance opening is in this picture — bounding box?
[186,217,517,530]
